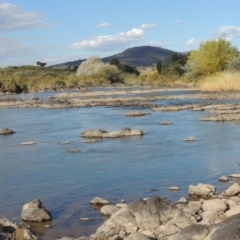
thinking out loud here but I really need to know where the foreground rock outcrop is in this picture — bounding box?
[81,128,144,138]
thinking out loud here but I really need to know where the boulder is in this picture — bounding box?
[156,222,181,238]
[225,183,240,196]
[229,174,240,178]
[168,224,210,240]
[90,197,111,205]
[168,186,181,191]
[178,197,188,203]
[81,128,144,138]
[223,205,240,218]
[183,136,195,141]
[218,176,228,182]
[201,211,220,225]
[0,128,15,135]
[188,183,216,196]
[188,201,202,213]
[124,232,152,240]
[202,199,227,212]
[21,199,52,222]
[100,205,120,216]
[205,213,240,240]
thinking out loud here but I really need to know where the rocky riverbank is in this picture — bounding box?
[3,176,240,240]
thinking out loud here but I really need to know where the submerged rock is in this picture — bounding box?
[168,186,181,191]
[21,199,52,222]
[20,141,36,146]
[218,176,228,182]
[159,121,172,125]
[125,111,151,117]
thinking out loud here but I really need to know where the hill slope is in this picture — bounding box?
[52,46,180,68]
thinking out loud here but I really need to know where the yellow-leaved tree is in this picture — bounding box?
[185,38,238,79]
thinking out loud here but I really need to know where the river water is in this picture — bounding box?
[1,90,240,239]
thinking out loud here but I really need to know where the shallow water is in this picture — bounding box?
[1,92,240,239]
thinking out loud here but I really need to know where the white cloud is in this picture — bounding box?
[0,3,47,32]
[140,24,156,30]
[69,28,145,51]
[175,20,182,24]
[149,41,173,48]
[186,38,195,45]
[212,26,240,41]
[96,22,112,28]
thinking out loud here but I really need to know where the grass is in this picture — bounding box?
[198,71,240,91]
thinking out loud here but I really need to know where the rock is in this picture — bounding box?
[100,205,120,216]
[68,149,80,153]
[202,199,227,212]
[21,199,52,222]
[218,176,228,182]
[81,128,144,138]
[183,136,196,141]
[124,232,152,240]
[168,186,181,191]
[79,218,94,221]
[83,139,98,143]
[0,128,15,135]
[201,211,220,225]
[188,201,202,213]
[168,224,210,240]
[223,205,240,218]
[90,197,111,205]
[23,229,38,240]
[121,199,126,203]
[205,213,240,240]
[125,111,150,117]
[116,203,128,208]
[178,197,188,203]
[229,174,240,178]
[225,183,240,196]
[20,141,36,146]
[58,141,70,145]
[188,183,216,196]
[156,222,181,238]
[159,121,172,125]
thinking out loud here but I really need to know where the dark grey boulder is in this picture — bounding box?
[205,213,240,240]
[168,224,210,240]
[21,199,52,222]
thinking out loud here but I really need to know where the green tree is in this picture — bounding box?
[228,55,240,73]
[156,60,163,74]
[185,38,238,79]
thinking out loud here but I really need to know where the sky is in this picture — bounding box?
[0,0,240,67]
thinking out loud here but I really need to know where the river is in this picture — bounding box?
[1,89,240,239]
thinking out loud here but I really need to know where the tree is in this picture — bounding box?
[109,58,140,75]
[76,56,121,83]
[184,38,238,79]
[36,61,47,67]
[228,55,240,73]
[156,60,164,74]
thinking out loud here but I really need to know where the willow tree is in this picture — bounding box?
[185,38,238,79]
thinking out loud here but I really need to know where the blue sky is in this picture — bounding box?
[0,0,240,67]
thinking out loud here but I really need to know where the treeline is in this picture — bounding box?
[1,38,240,93]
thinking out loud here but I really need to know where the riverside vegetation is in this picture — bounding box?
[1,38,240,95]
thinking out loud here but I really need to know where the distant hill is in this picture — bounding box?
[51,46,182,69]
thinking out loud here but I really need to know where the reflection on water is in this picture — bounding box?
[1,96,240,238]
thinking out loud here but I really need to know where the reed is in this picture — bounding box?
[199,72,240,91]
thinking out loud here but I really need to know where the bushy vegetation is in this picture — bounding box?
[77,56,122,84]
[184,38,238,80]
[1,40,240,93]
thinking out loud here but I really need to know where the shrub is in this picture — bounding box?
[228,55,240,73]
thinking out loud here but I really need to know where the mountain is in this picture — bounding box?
[51,46,181,68]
